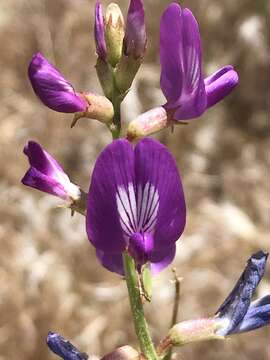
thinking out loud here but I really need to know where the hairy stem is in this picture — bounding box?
[123,252,158,360]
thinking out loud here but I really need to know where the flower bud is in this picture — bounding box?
[169,318,224,347]
[126,107,171,141]
[95,2,107,61]
[105,3,125,67]
[124,0,146,59]
[101,346,140,360]
[72,92,114,127]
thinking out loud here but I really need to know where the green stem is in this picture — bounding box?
[111,94,121,139]
[123,252,158,360]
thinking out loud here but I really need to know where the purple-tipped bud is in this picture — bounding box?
[22,141,80,202]
[95,2,107,61]
[47,332,88,360]
[124,0,146,59]
[28,53,87,113]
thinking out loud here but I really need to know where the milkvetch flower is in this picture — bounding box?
[127,3,239,140]
[22,141,80,202]
[28,53,114,124]
[158,251,270,350]
[160,3,239,121]
[86,138,186,275]
[47,332,88,360]
[216,250,270,336]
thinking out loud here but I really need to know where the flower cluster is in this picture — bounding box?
[20,0,269,359]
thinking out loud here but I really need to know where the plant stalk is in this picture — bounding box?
[123,252,158,360]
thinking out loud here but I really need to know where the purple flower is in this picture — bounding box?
[216,251,270,335]
[94,2,107,61]
[22,141,80,201]
[47,332,88,360]
[28,52,87,113]
[86,138,186,275]
[124,0,146,59]
[160,3,239,121]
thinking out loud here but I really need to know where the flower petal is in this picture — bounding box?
[22,141,80,200]
[204,65,239,108]
[24,141,64,177]
[150,245,176,274]
[47,332,88,360]
[134,138,186,251]
[96,250,124,275]
[95,2,107,60]
[216,251,268,336]
[23,141,73,188]
[87,140,135,253]
[160,3,184,104]
[28,52,87,113]
[21,167,68,200]
[124,0,146,58]
[160,4,206,120]
[171,8,206,120]
[231,296,270,334]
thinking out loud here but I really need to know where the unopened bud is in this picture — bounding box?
[72,92,114,127]
[95,2,107,61]
[105,3,125,67]
[101,346,140,360]
[127,107,170,141]
[124,0,146,59]
[169,318,224,347]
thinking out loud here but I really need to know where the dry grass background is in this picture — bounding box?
[0,0,270,359]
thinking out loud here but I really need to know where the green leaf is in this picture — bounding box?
[141,263,153,302]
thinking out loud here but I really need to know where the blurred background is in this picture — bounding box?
[0,0,270,359]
